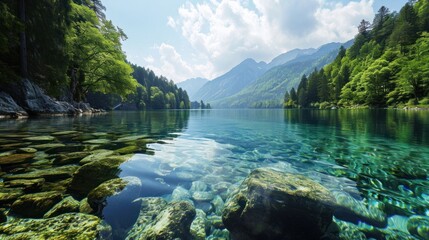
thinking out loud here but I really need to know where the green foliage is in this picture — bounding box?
[67,3,137,101]
[0,2,20,81]
[286,1,429,108]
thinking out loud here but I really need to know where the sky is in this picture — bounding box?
[103,0,408,83]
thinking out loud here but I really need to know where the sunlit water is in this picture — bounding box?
[0,109,428,239]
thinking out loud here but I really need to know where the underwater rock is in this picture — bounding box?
[190,209,207,240]
[115,145,140,154]
[3,165,79,181]
[79,198,94,214]
[4,178,45,192]
[211,195,225,215]
[115,135,148,143]
[87,176,141,214]
[127,197,168,239]
[43,196,80,218]
[193,191,215,202]
[332,191,387,228]
[207,215,224,229]
[222,168,336,240]
[127,198,195,240]
[190,181,208,192]
[171,186,192,202]
[334,220,366,240]
[23,136,55,141]
[407,216,429,240]
[83,139,111,144]
[16,148,37,154]
[69,155,131,196]
[51,131,79,136]
[11,191,63,218]
[53,152,89,165]
[79,149,116,165]
[0,213,110,239]
[0,154,34,165]
[0,188,25,205]
[29,143,66,150]
[206,229,230,240]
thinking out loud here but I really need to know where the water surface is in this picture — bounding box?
[0,109,428,239]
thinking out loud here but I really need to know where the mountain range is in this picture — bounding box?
[179,40,353,108]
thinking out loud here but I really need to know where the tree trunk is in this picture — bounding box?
[19,0,28,79]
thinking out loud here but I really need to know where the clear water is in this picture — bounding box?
[1,109,428,239]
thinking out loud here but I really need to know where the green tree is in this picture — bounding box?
[67,3,137,101]
[150,86,165,109]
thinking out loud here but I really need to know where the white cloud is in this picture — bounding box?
[143,43,215,82]
[150,0,375,82]
[167,16,177,28]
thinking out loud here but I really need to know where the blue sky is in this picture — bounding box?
[103,0,408,83]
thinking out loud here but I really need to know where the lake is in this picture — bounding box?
[0,109,428,239]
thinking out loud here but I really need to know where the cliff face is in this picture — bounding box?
[0,79,99,118]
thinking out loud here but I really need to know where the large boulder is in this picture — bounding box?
[127,198,196,240]
[222,168,336,240]
[2,79,77,115]
[69,155,132,196]
[10,191,63,218]
[43,196,80,218]
[87,176,141,214]
[0,91,27,118]
[0,213,111,239]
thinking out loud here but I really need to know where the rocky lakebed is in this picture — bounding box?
[0,110,428,239]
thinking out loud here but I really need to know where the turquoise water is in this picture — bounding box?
[0,109,428,239]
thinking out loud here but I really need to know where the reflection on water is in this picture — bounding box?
[0,109,428,239]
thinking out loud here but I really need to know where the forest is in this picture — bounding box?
[0,0,189,110]
[284,1,429,109]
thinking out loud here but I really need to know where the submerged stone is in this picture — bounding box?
[190,209,207,240]
[222,168,336,240]
[79,149,115,165]
[192,191,215,202]
[115,135,148,143]
[126,197,168,239]
[0,213,110,239]
[4,178,45,192]
[43,196,80,218]
[87,176,141,214]
[79,198,94,214]
[333,191,387,228]
[11,191,63,218]
[53,152,89,165]
[16,148,37,154]
[0,154,34,165]
[127,200,196,240]
[171,186,192,202]
[407,216,429,240]
[69,155,131,196]
[51,131,79,136]
[3,165,79,181]
[83,139,111,144]
[0,188,25,205]
[23,136,56,141]
[29,143,66,150]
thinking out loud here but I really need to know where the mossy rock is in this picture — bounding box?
[69,155,132,196]
[23,136,56,141]
[79,149,116,165]
[190,209,207,240]
[0,213,111,239]
[0,154,34,165]
[3,165,79,181]
[408,216,429,240]
[127,200,196,240]
[4,178,45,192]
[53,152,89,165]
[79,198,94,214]
[11,191,63,218]
[222,168,336,240]
[0,188,25,205]
[43,196,80,218]
[16,148,37,154]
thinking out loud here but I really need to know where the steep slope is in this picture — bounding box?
[177,77,209,100]
[267,48,316,69]
[192,58,267,102]
[214,42,351,108]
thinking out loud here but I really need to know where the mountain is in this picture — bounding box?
[177,77,209,100]
[192,58,267,102]
[267,48,316,69]
[213,41,352,108]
